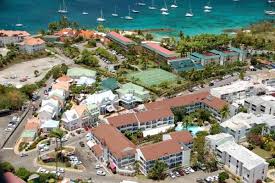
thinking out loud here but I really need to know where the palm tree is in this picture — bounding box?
[50,128,65,178]
[183,115,193,129]
[220,105,230,120]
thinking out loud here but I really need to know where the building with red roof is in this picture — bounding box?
[91,124,136,170]
[4,172,26,183]
[18,37,46,54]
[141,42,178,62]
[136,130,192,175]
[106,31,135,49]
[107,107,174,135]
[144,91,228,122]
[0,30,30,47]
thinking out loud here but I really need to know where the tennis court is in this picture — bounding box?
[127,68,178,87]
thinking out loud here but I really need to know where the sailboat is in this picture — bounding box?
[112,6,119,17]
[58,0,68,13]
[82,11,89,15]
[137,1,146,6]
[268,0,275,3]
[149,0,157,9]
[162,11,169,15]
[15,17,23,27]
[160,0,168,11]
[97,9,106,22]
[125,6,134,20]
[265,10,275,15]
[204,0,212,10]
[171,0,178,8]
[185,0,194,17]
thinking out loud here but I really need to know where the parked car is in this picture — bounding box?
[96,170,106,176]
[20,153,28,157]
[178,169,185,176]
[169,172,176,179]
[95,164,102,169]
[174,171,180,177]
[57,168,65,173]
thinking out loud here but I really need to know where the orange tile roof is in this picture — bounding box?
[25,117,40,131]
[0,30,30,37]
[145,92,227,111]
[52,81,70,91]
[139,140,183,161]
[136,108,173,124]
[72,104,87,117]
[79,30,95,39]
[22,37,45,46]
[55,28,78,37]
[91,144,103,157]
[108,113,138,127]
[168,131,193,144]
[56,75,73,83]
[91,124,136,159]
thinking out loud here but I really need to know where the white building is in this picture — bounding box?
[40,120,60,133]
[61,104,99,131]
[217,141,268,183]
[18,37,45,54]
[38,105,57,123]
[81,90,119,114]
[206,133,268,183]
[244,95,275,116]
[210,80,256,103]
[220,112,275,143]
[0,30,30,47]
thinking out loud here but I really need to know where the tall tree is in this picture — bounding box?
[220,105,230,120]
[148,161,168,180]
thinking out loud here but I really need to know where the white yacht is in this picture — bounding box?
[112,6,119,17]
[132,9,140,13]
[265,10,275,15]
[162,11,169,15]
[268,0,275,3]
[125,6,134,20]
[160,0,168,11]
[15,23,23,27]
[171,0,178,8]
[137,1,146,6]
[82,12,88,15]
[185,0,193,17]
[204,9,211,13]
[97,9,106,22]
[58,0,68,13]
[148,0,157,9]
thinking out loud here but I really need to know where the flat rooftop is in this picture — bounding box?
[169,58,204,72]
[107,31,135,45]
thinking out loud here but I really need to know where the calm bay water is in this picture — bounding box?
[0,0,274,36]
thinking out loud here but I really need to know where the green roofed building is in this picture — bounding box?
[190,52,220,66]
[21,130,36,142]
[101,78,119,91]
[168,58,204,73]
[67,68,96,79]
[116,83,150,109]
[210,49,239,65]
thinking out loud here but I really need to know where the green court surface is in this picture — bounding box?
[127,68,178,87]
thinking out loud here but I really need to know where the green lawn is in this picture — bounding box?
[252,146,272,159]
[127,68,179,87]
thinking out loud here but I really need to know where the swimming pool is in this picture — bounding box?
[175,122,205,135]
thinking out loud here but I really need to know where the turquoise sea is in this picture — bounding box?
[0,0,274,36]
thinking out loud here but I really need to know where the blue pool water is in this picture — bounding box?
[0,0,274,36]
[175,124,204,135]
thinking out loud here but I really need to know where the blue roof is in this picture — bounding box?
[210,49,239,57]
[169,58,204,72]
[229,47,246,53]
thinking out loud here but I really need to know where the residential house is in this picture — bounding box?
[40,120,60,133]
[67,68,97,85]
[0,30,30,47]
[56,75,73,83]
[220,112,275,142]
[21,130,36,143]
[25,117,40,134]
[40,98,60,117]
[244,95,275,116]
[190,52,220,66]
[62,104,99,131]
[81,90,119,114]
[38,105,57,123]
[91,124,136,173]
[52,81,70,98]
[107,107,174,137]
[18,37,45,54]
[141,42,178,62]
[106,31,135,50]
[144,92,229,122]
[116,82,150,109]
[209,49,239,65]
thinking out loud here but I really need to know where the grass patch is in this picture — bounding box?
[252,146,272,159]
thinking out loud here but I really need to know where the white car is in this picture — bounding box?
[58,168,65,173]
[5,128,13,132]
[96,170,106,176]
[169,172,176,179]
[95,164,102,169]
[43,146,49,151]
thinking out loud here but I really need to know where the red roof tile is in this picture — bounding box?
[108,31,133,43]
[91,124,136,159]
[91,144,103,158]
[135,108,173,123]
[145,42,175,56]
[145,92,227,112]
[139,140,182,161]
[108,113,138,128]
[168,131,193,144]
